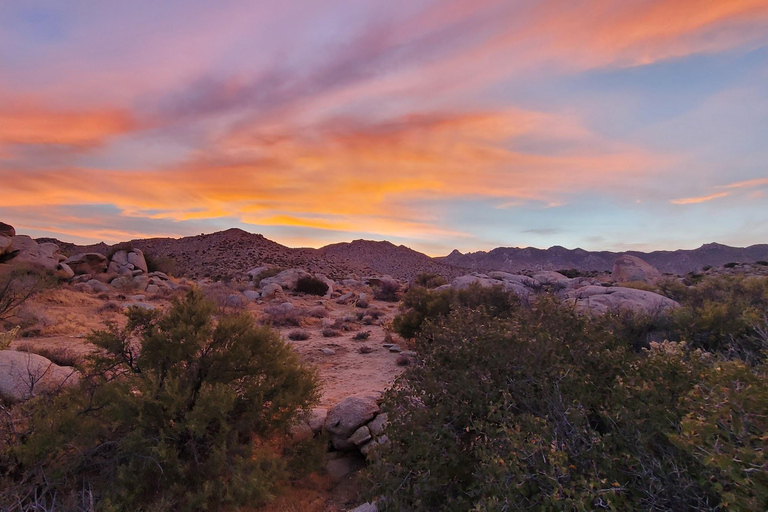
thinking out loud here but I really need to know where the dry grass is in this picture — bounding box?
[15,342,83,367]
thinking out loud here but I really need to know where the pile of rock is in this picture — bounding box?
[243,267,335,299]
[446,256,679,316]
[0,225,72,278]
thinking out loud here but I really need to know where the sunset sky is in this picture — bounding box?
[2,1,768,255]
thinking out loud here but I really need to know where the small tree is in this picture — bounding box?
[0,265,54,322]
[4,289,319,510]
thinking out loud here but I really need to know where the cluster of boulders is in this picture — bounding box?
[0,225,73,279]
[0,349,79,402]
[290,395,390,479]
[241,267,335,299]
[64,249,183,295]
[443,255,679,316]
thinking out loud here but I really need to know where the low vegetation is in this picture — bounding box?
[0,290,320,511]
[294,276,329,296]
[370,277,768,511]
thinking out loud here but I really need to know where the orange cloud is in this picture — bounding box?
[721,177,768,189]
[0,103,136,148]
[0,107,670,243]
[671,192,731,204]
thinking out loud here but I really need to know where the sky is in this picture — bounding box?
[1,1,768,256]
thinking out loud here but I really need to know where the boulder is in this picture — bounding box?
[533,271,571,288]
[108,249,147,275]
[367,413,388,436]
[246,266,269,280]
[0,222,15,237]
[56,262,75,279]
[64,253,109,275]
[325,396,380,450]
[0,350,79,402]
[349,425,372,446]
[349,502,378,512]
[7,236,65,270]
[565,286,679,316]
[487,271,540,288]
[261,282,283,298]
[145,284,160,294]
[127,249,148,273]
[612,255,662,284]
[86,279,111,294]
[242,290,260,301]
[307,408,327,433]
[451,275,498,290]
[0,235,12,256]
[259,268,311,291]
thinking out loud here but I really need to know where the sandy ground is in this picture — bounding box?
[8,285,407,409]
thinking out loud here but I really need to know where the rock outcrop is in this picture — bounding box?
[0,350,79,402]
[3,235,66,271]
[564,286,680,316]
[0,222,15,237]
[64,253,109,275]
[108,248,148,275]
[324,395,380,451]
[611,255,662,284]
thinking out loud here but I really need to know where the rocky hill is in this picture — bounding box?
[439,243,768,275]
[318,240,464,281]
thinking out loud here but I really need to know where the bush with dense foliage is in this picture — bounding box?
[369,287,768,511]
[294,276,329,296]
[413,273,448,289]
[1,289,319,511]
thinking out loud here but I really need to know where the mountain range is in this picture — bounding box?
[38,230,768,280]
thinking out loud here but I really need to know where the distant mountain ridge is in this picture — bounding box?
[438,242,768,275]
[37,229,768,279]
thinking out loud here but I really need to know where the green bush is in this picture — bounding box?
[659,275,768,358]
[373,280,401,302]
[413,273,448,289]
[367,300,767,511]
[1,289,319,511]
[392,283,518,339]
[295,276,329,296]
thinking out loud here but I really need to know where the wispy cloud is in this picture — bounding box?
[671,192,731,205]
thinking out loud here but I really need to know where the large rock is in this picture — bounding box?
[325,396,380,450]
[6,236,64,270]
[0,350,79,402]
[64,253,109,275]
[451,274,498,290]
[261,282,283,298]
[0,235,12,256]
[565,286,679,316]
[0,222,15,237]
[108,249,148,276]
[259,268,311,291]
[612,255,662,284]
[533,271,572,288]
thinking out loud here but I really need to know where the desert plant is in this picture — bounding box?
[0,266,55,322]
[287,329,310,341]
[2,289,319,510]
[295,276,329,296]
[352,331,371,341]
[0,326,19,350]
[372,280,401,302]
[359,345,374,354]
[263,304,304,327]
[413,273,447,289]
[15,343,83,367]
[724,262,739,269]
[368,305,724,511]
[321,328,341,338]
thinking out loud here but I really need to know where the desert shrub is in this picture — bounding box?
[0,326,19,350]
[659,275,768,358]
[372,280,401,302]
[757,260,768,266]
[295,276,329,296]
[287,329,310,341]
[392,283,518,339]
[413,273,447,289]
[367,303,741,511]
[321,328,341,338]
[1,289,319,510]
[359,345,374,354]
[355,299,369,309]
[15,343,83,367]
[353,331,371,341]
[263,304,304,327]
[724,262,739,269]
[672,358,768,511]
[0,265,55,322]
[395,354,410,366]
[144,253,176,276]
[254,267,283,284]
[307,306,328,318]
